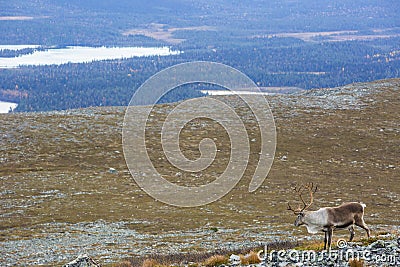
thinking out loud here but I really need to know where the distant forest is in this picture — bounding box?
[1,0,399,112]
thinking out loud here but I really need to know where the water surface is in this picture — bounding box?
[0,101,17,113]
[0,46,179,68]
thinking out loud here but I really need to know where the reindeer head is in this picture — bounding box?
[287,182,318,226]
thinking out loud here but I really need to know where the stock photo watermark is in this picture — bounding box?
[256,239,399,265]
[122,61,276,207]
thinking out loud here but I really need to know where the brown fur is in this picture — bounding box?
[324,202,370,250]
[327,202,364,225]
[326,202,370,232]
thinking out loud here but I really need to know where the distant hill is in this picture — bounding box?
[0,0,399,46]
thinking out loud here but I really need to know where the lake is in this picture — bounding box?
[0,101,17,113]
[0,45,180,68]
[201,90,272,96]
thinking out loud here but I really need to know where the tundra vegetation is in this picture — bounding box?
[0,79,399,266]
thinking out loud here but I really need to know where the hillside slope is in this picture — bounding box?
[0,79,399,266]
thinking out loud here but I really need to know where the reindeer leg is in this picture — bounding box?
[323,230,328,250]
[355,217,371,238]
[327,227,333,251]
[348,225,355,241]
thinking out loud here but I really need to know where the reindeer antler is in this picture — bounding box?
[287,182,318,214]
[287,202,300,213]
[299,182,317,212]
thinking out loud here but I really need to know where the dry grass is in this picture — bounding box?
[114,261,134,267]
[295,242,326,251]
[349,258,365,267]
[239,251,261,265]
[114,241,297,267]
[203,255,228,267]
[142,259,160,267]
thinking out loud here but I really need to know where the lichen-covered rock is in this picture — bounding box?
[368,239,386,249]
[63,254,100,267]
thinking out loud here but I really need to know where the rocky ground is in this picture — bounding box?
[253,237,400,267]
[62,236,400,267]
[0,79,399,266]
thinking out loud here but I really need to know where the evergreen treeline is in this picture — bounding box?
[1,37,399,112]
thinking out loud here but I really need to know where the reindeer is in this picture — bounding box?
[287,183,370,251]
